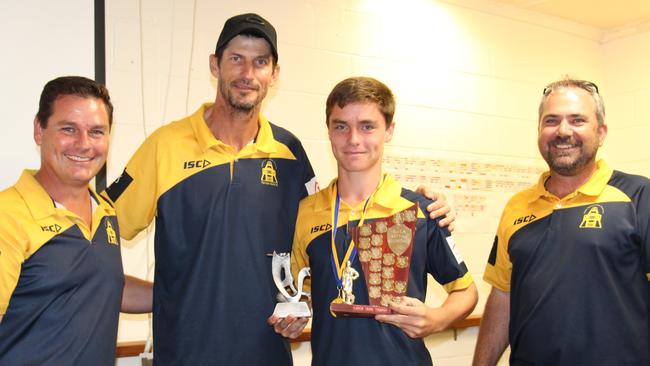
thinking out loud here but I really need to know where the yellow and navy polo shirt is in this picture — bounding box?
[292,174,473,366]
[104,103,316,366]
[0,170,123,366]
[484,160,650,365]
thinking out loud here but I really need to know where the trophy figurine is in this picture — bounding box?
[330,204,418,317]
[340,261,359,304]
[271,251,312,318]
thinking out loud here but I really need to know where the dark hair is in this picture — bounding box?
[36,76,113,128]
[215,32,278,66]
[326,77,395,127]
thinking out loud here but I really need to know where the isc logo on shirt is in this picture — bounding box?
[513,214,536,225]
[183,159,211,169]
[310,223,332,234]
[41,224,62,233]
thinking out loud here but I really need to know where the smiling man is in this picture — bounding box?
[0,76,151,366]
[473,78,650,366]
[104,13,317,365]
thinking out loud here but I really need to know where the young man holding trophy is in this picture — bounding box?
[289,77,478,365]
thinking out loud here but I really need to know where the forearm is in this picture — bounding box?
[121,275,153,313]
[431,282,478,333]
[472,287,510,366]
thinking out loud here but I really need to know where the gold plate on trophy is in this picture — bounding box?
[369,260,382,272]
[358,237,371,250]
[359,250,371,263]
[359,224,372,237]
[404,209,417,222]
[395,281,407,294]
[387,223,412,255]
[396,256,409,268]
[382,253,395,266]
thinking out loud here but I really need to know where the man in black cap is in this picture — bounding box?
[106,12,312,365]
[105,13,452,365]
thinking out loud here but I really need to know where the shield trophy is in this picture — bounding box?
[271,251,312,318]
[329,204,418,317]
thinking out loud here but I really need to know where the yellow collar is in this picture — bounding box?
[190,103,278,154]
[315,174,403,212]
[14,170,115,220]
[530,159,613,202]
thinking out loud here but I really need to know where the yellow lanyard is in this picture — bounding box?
[329,175,385,290]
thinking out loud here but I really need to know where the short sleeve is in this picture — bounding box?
[424,207,474,293]
[103,135,160,240]
[0,213,27,314]
[483,211,513,292]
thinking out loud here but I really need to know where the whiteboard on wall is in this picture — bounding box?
[0,1,95,190]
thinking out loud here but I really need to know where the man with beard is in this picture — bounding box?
[472,78,650,366]
[105,13,454,365]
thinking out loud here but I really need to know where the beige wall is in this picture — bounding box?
[0,0,95,189]
[108,1,648,365]
[601,29,650,177]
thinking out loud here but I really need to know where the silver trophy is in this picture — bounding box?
[271,251,312,318]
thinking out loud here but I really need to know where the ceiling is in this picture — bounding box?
[493,0,650,30]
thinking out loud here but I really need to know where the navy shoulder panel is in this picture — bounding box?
[400,187,434,214]
[609,170,650,204]
[269,122,306,154]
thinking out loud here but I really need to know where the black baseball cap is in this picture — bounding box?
[215,13,278,61]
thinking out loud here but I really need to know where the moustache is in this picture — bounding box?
[231,79,259,90]
[549,137,582,148]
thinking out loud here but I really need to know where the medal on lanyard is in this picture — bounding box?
[329,178,382,317]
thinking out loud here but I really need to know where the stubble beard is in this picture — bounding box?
[219,80,264,113]
[543,138,597,176]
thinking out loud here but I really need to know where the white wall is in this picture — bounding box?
[600,27,650,177]
[0,1,95,189]
[107,0,647,365]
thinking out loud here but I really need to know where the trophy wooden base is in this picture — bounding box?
[329,303,393,318]
[273,302,312,318]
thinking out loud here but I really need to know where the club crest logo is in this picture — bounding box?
[579,204,603,229]
[106,219,119,245]
[260,159,278,187]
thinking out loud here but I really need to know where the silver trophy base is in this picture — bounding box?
[273,301,311,318]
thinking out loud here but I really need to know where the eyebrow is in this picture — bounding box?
[54,120,109,129]
[226,51,273,59]
[331,119,380,125]
[542,113,588,119]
